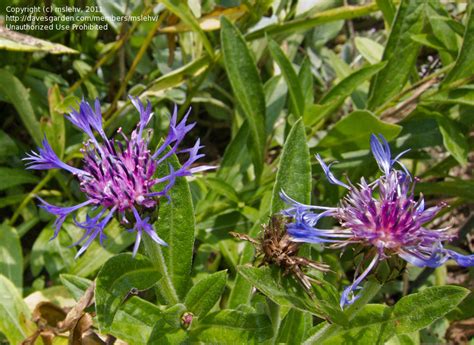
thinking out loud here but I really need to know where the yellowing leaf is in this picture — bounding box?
[160,5,247,33]
[0,27,77,54]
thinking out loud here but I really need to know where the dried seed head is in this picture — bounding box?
[231,215,330,293]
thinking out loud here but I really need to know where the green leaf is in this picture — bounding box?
[315,110,402,152]
[320,62,387,105]
[322,304,393,345]
[410,34,445,51]
[237,265,339,320]
[426,4,459,55]
[0,275,30,345]
[162,303,187,329]
[354,37,384,64]
[44,85,66,159]
[416,180,474,200]
[203,178,240,203]
[303,280,382,344]
[277,309,312,344]
[423,85,474,107]
[385,332,420,345]
[299,58,314,106]
[376,0,396,27]
[435,115,468,165]
[0,194,26,209]
[443,2,474,84]
[221,16,266,178]
[0,27,77,54]
[271,118,311,213]
[60,274,93,300]
[0,130,18,160]
[0,225,22,289]
[322,286,469,344]
[303,102,340,127]
[107,297,163,345]
[30,223,76,278]
[146,56,210,94]
[265,76,288,132]
[145,303,189,344]
[0,69,42,145]
[191,309,273,344]
[391,285,469,334]
[367,0,426,110]
[0,167,39,191]
[268,40,305,118]
[147,321,189,345]
[95,253,161,329]
[146,151,195,303]
[304,63,386,127]
[185,270,228,318]
[216,121,251,185]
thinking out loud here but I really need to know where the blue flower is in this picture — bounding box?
[25,97,211,257]
[282,134,474,308]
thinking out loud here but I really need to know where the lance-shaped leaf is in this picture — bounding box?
[306,285,470,345]
[0,224,22,289]
[367,0,426,110]
[146,151,196,303]
[0,26,77,54]
[221,16,266,178]
[443,2,474,85]
[271,118,311,213]
[268,40,305,118]
[185,270,228,318]
[315,110,402,153]
[0,275,30,345]
[0,69,42,145]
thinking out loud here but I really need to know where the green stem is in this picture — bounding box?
[303,280,382,344]
[143,235,179,305]
[434,266,446,286]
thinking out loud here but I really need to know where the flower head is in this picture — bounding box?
[282,134,474,308]
[25,97,211,257]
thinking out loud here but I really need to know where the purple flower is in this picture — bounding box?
[282,134,474,308]
[25,97,211,257]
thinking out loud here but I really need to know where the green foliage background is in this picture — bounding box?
[0,0,472,344]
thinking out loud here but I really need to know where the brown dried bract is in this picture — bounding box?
[446,318,474,345]
[231,215,330,293]
[22,282,106,345]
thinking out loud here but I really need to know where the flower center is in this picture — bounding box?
[78,138,157,213]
